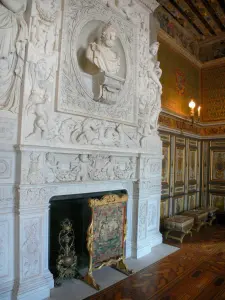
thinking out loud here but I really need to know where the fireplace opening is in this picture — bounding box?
[49,189,128,279]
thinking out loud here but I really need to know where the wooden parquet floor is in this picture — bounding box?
[86,225,225,300]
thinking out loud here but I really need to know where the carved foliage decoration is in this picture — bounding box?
[57,0,137,125]
[138,201,147,240]
[22,217,41,279]
[147,202,157,231]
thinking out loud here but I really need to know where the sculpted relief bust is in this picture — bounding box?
[86,22,120,75]
[85,22,124,104]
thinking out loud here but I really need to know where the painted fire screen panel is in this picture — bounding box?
[85,193,128,289]
[92,201,126,266]
[87,194,127,267]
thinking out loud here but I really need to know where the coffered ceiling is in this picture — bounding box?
[155,0,225,61]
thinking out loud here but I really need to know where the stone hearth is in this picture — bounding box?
[0,0,162,299]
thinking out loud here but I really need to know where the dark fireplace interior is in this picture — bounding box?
[49,189,127,278]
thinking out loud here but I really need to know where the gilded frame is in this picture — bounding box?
[85,194,130,290]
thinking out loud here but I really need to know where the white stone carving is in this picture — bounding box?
[0,158,12,179]
[0,0,28,113]
[138,201,147,240]
[19,187,55,207]
[22,218,41,279]
[141,157,161,180]
[0,221,9,277]
[57,0,137,124]
[147,203,157,230]
[4,0,163,298]
[22,151,136,184]
[70,118,124,147]
[30,0,61,55]
[86,22,120,74]
[0,118,17,143]
[138,42,162,141]
[25,57,55,140]
[0,186,14,208]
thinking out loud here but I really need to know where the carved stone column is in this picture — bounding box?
[13,186,54,300]
[132,141,163,259]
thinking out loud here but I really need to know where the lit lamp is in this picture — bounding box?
[188,99,201,124]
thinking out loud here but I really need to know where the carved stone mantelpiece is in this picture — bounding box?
[0,0,163,299]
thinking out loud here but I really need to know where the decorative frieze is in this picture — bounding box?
[21,151,137,184]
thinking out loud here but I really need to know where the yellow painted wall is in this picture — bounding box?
[158,38,201,117]
[201,62,225,122]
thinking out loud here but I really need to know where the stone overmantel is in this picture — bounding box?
[0,1,162,299]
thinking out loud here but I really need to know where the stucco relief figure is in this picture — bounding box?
[31,0,60,55]
[0,0,28,113]
[148,42,162,94]
[86,22,120,74]
[26,59,54,140]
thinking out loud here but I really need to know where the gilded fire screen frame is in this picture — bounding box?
[84,193,131,290]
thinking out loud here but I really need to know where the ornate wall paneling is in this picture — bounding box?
[201,141,209,207]
[209,193,225,211]
[173,195,185,215]
[208,140,225,210]
[160,198,169,220]
[174,136,186,195]
[161,134,170,196]
[188,139,198,193]
[187,192,197,210]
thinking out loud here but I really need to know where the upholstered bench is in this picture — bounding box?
[164,215,194,243]
[199,207,218,226]
[182,209,208,232]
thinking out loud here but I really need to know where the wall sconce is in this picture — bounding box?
[188,99,201,125]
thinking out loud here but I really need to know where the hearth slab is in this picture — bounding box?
[49,243,178,300]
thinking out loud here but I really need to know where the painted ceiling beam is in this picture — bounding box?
[218,0,225,15]
[184,0,216,36]
[168,0,204,36]
[202,0,225,32]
